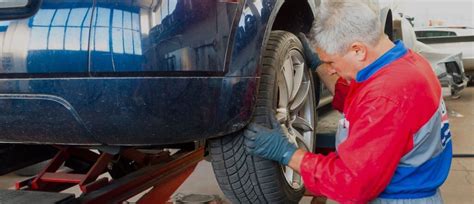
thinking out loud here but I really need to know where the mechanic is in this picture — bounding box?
[244,1,452,203]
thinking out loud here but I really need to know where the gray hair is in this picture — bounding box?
[309,0,383,55]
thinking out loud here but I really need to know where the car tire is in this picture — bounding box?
[210,30,318,203]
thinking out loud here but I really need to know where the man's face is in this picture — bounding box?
[316,46,363,81]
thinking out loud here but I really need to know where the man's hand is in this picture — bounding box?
[244,115,297,166]
[298,33,322,71]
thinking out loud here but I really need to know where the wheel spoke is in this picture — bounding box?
[293,128,306,142]
[276,108,287,123]
[290,81,310,112]
[283,125,298,146]
[282,57,294,99]
[291,56,304,102]
[277,75,289,110]
[292,116,314,132]
[284,167,294,186]
[292,170,301,188]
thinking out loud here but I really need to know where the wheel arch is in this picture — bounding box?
[255,0,319,85]
[259,0,318,67]
[269,0,317,34]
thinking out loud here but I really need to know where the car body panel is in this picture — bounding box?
[415,27,474,74]
[90,0,237,74]
[0,0,96,145]
[422,41,474,73]
[0,0,322,145]
[0,1,93,75]
[393,15,468,95]
[0,77,257,145]
[415,43,468,94]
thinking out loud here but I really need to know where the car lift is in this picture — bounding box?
[0,133,336,204]
[0,145,205,204]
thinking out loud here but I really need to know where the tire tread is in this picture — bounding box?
[210,30,311,204]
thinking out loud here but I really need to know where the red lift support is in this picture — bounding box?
[1,145,205,204]
[0,133,336,203]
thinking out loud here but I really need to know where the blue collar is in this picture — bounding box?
[355,40,408,82]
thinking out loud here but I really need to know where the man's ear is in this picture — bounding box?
[350,42,367,61]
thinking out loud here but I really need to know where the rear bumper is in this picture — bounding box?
[0,76,257,146]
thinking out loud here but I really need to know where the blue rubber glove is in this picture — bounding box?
[298,33,322,71]
[244,115,297,166]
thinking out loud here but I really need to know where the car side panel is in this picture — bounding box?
[0,0,266,145]
[0,0,97,144]
[0,0,318,145]
[79,0,255,145]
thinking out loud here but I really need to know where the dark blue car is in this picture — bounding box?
[0,0,395,202]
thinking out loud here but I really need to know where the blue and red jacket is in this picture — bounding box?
[300,41,452,203]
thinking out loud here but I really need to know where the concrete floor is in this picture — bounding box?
[0,88,473,203]
[440,87,474,204]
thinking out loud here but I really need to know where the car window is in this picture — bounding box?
[415,30,457,38]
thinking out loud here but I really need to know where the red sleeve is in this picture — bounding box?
[332,77,350,112]
[300,96,413,203]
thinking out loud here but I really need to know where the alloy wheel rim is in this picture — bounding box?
[275,49,315,190]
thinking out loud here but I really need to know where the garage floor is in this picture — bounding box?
[0,88,473,203]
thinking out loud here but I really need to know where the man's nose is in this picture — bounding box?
[328,67,337,75]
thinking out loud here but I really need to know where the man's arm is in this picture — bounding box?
[245,96,410,202]
[297,96,412,202]
[288,149,306,172]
